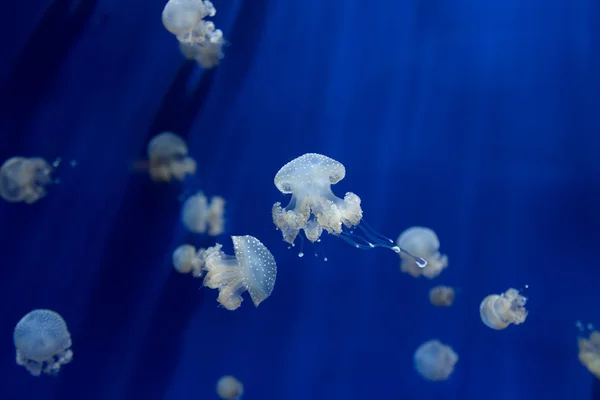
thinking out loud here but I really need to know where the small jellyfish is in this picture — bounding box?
[162,0,216,35]
[172,244,204,277]
[414,339,458,381]
[0,157,53,204]
[429,285,455,307]
[216,375,244,400]
[14,309,73,376]
[479,288,528,330]
[578,328,600,379]
[197,235,277,310]
[397,227,448,278]
[181,192,226,236]
[133,132,197,182]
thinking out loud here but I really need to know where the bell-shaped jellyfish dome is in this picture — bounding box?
[0,157,53,204]
[578,329,600,379]
[141,132,197,182]
[479,288,528,330]
[162,0,216,35]
[397,227,448,278]
[14,309,73,376]
[429,285,455,307]
[172,244,204,277]
[198,235,277,310]
[181,192,226,236]
[413,339,458,381]
[216,375,244,400]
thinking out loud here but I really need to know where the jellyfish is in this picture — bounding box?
[181,192,226,236]
[577,325,600,379]
[216,375,244,400]
[397,227,447,278]
[172,244,204,277]
[413,339,458,381]
[197,235,277,310]
[133,132,197,182]
[429,285,455,307]
[14,309,73,376]
[176,21,225,68]
[272,153,427,266]
[0,157,54,204]
[162,0,216,36]
[479,288,528,330]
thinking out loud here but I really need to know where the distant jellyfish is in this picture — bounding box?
[181,192,226,236]
[480,288,528,330]
[414,339,458,381]
[272,153,427,266]
[161,0,216,35]
[397,227,447,278]
[429,285,455,307]
[0,157,54,204]
[14,309,73,376]
[133,132,196,182]
[216,375,244,400]
[197,235,277,310]
[172,244,204,277]
[577,326,600,379]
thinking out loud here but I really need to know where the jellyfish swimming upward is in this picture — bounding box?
[0,157,54,204]
[272,153,426,267]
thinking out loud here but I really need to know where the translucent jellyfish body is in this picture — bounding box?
[14,309,73,376]
[429,285,455,307]
[172,244,204,277]
[217,375,244,400]
[177,21,225,69]
[135,132,196,182]
[479,288,528,330]
[0,157,53,204]
[397,227,448,278]
[414,340,458,381]
[197,236,276,310]
[181,192,226,236]
[578,329,600,379]
[162,0,216,35]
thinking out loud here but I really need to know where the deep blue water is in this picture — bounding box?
[0,0,599,399]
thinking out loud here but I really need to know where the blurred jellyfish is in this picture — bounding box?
[162,0,216,35]
[397,227,447,278]
[14,309,73,376]
[172,244,204,277]
[479,288,528,330]
[133,132,196,182]
[429,285,455,307]
[197,235,277,310]
[217,375,244,400]
[181,192,226,236]
[414,339,458,381]
[578,325,600,379]
[0,157,54,204]
[272,153,426,266]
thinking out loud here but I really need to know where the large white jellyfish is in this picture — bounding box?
[272,153,426,266]
[181,192,226,236]
[0,157,54,204]
[133,132,197,182]
[197,235,277,310]
[14,309,73,376]
[479,287,528,330]
[172,244,204,277]
[413,339,458,381]
[216,375,244,400]
[397,227,447,278]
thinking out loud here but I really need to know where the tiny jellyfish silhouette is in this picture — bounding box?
[272,153,427,266]
[479,288,528,330]
[172,244,204,277]
[133,132,196,182]
[577,327,600,379]
[429,285,455,307]
[414,339,458,381]
[197,235,277,310]
[14,309,73,376]
[397,227,447,278]
[181,192,226,236]
[0,157,54,204]
[216,375,244,400]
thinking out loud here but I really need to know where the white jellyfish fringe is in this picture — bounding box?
[339,220,428,268]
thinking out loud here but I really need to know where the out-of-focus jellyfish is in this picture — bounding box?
[272,153,427,266]
[0,157,53,204]
[397,227,447,278]
[181,192,226,236]
[577,323,600,379]
[414,339,458,381]
[479,287,528,330]
[132,132,197,182]
[216,375,244,400]
[162,0,216,35]
[429,285,455,307]
[172,244,204,277]
[14,309,73,376]
[197,235,277,310]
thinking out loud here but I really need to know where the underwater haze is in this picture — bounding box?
[0,0,599,399]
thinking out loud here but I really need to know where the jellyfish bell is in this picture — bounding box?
[181,191,226,236]
[132,132,197,183]
[397,227,447,278]
[413,339,458,381]
[0,156,55,204]
[479,287,528,330]
[162,0,216,36]
[216,375,244,400]
[577,323,600,379]
[272,153,426,266]
[172,244,204,277]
